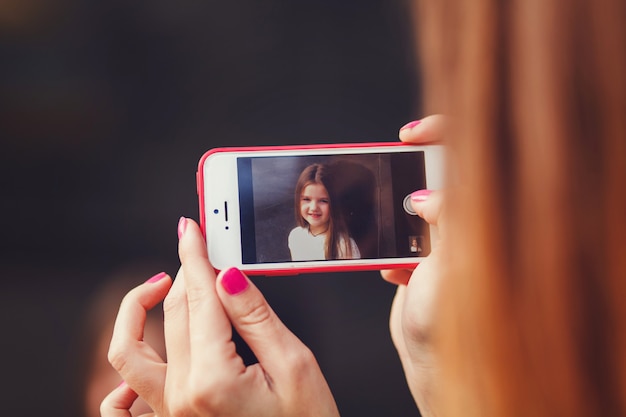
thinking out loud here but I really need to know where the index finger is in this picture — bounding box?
[100,382,139,417]
[107,276,171,410]
[380,268,412,286]
[398,114,446,144]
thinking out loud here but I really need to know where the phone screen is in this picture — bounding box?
[235,151,429,264]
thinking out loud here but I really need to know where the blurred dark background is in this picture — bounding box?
[0,1,422,416]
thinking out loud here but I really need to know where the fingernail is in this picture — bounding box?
[411,189,432,202]
[146,271,167,284]
[221,267,249,295]
[117,380,126,389]
[400,120,421,131]
[178,216,187,240]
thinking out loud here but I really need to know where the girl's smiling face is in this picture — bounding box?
[300,183,331,234]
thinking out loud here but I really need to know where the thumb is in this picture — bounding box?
[398,114,446,144]
[215,267,309,375]
[410,189,444,227]
[411,189,446,250]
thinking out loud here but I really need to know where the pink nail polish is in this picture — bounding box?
[117,380,126,389]
[411,189,432,202]
[400,120,421,131]
[146,271,167,284]
[221,267,249,295]
[178,216,187,240]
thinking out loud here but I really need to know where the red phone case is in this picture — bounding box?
[197,142,421,276]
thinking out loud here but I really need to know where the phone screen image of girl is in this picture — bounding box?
[288,163,361,261]
[237,152,428,264]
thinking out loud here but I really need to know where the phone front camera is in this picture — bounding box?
[225,226,229,230]
[213,209,219,214]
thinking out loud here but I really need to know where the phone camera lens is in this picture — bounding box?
[213,209,219,214]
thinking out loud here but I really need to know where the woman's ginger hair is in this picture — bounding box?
[416,0,626,415]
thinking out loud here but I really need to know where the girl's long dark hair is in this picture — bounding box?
[294,163,353,259]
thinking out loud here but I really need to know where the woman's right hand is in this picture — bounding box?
[382,115,447,417]
[101,218,340,417]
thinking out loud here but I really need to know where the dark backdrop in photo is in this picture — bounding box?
[250,154,396,263]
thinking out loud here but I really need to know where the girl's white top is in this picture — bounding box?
[288,226,360,261]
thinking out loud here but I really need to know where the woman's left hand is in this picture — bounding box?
[100,218,339,417]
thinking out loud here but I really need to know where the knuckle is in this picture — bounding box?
[167,397,192,417]
[185,285,207,314]
[185,373,235,412]
[162,291,184,317]
[107,344,129,374]
[284,344,317,376]
[117,291,135,312]
[238,300,272,327]
[187,371,220,396]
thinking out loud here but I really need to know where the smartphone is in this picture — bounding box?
[197,142,444,275]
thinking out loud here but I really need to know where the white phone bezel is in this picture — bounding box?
[201,144,444,274]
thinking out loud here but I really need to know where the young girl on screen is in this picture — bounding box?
[288,163,360,261]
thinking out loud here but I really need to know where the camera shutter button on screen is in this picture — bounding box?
[403,193,418,215]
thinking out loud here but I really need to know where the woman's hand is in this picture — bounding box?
[381,115,446,417]
[101,218,339,417]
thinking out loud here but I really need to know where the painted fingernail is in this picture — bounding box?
[411,189,432,202]
[221,267,249,295]
[117,380,126,389]
[146,271,167,284]
[178,216,187,240]
[400,120,421,131]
